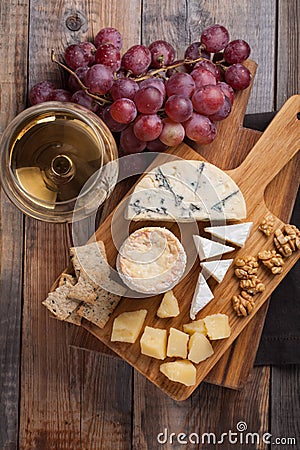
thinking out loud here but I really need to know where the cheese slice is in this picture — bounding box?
[200,259,233,283]
[203,314,231,340]
[160,360,196,386]
[126,160,246,222]
[204,222,253,247]
[157,290,180,318]
[193,235,235,261]
[190,273,214,320]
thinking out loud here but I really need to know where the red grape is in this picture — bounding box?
[94,27,123,50]
[184,42,210,63]
[146,138,168,152]
[224,39,251,64]
[148,40,175,68]
[165,95,193,122]
[110,98,137,124]
[159,118,185,146]
[200,24,230,53]
[101,106,128,132]
[191,67,217,88]
[79,42,96,65]
[94,43,121,72]
[166,72,195,98]
[225,63,252,90]
[29,81,57,105]
[85,64,114,94]
[110,78,139,101]
[209,96,231,121]
[139,78,166,100]
[121,45,152,75]
[48,89,72,102]
[64,44,94,70]
[68,66,90,92]
[133,114,163,141]
[120,125,147,154]
[192,85,225,115]
[193,59,220,80]
[71,90,100,113]
[184,112,217,144]
[217,82,235,104]
[134,86,163,114]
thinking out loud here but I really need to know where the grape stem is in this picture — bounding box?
[50,49,225,104]
[51,50,111,105]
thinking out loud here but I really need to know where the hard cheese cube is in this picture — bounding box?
[140,326,167,359]
[157,290,180,318]
[160,360,196,386]
[203,314,231,340]
[167,328,189,358]
[183,319,207,336]
[188,332,214,364]
[111,309,147,343]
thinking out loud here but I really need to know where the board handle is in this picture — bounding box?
[230,95,300,193]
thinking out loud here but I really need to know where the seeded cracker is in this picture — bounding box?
[69,241,110,281]
[68,241,111,303]
[42,274,80,320]
[77,279,126,328]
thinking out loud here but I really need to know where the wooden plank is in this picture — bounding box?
[19,1,143,447]
[69,347,132,450]
[133,366,269,449]
[270,2,300,447]
[271,366,299,449]
[0,1,28,449]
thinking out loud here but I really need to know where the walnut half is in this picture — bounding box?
[259,214,275,237]
[274,224,300,257]
[232,291,255,317]
[258,249,284,274]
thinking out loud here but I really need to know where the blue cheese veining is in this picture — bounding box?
[126,160,246,222]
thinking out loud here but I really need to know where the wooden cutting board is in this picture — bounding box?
[80,92,300,400]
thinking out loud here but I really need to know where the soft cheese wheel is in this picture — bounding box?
[116,227,186,294]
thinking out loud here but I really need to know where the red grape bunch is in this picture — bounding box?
[29,24,252,154]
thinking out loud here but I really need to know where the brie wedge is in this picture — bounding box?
[200,259,233,283]
[204,222,253,247]
[190,273,214,320]
[193,235,235,261]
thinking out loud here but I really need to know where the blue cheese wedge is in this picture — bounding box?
[204,222,253,247]
[190,273,214,320]
[126,160,246,222]
[193,235,235,260]
[200,259,233,283]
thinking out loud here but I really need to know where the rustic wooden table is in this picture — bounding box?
[1,1,299,449]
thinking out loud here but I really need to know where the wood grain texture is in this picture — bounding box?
[69,347,133,450]
[133,366,269,449]
[271,365,300,449]
[271,2,300,447]
[0,1,28,449]
[19,1,141,447]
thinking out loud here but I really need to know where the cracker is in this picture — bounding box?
[65,306,82,326]
[77,280,126,328]
[68,274,97,304]
[42,281,80,321]
[70,241,110,284]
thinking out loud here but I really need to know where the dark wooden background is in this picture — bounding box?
[0,0,299,449]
